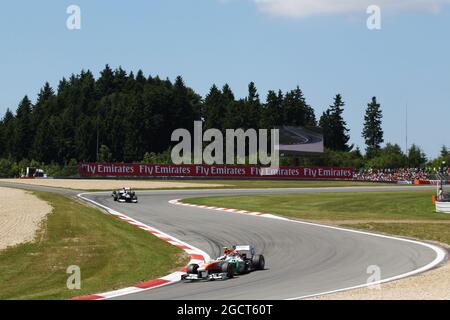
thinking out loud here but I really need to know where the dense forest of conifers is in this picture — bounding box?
[0,65,322,165]
[1,65,441,178]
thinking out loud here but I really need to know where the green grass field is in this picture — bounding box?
[185,190,450,246]
[186,190,447,221]
[342,223,450,246]
[185,180,393,189]
[0,191,188,300]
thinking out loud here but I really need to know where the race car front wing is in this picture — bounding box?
[181,271,228,281]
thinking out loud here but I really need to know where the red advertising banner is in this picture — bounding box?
[79,163,354,180]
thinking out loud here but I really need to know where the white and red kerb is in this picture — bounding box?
[72,210,207,300]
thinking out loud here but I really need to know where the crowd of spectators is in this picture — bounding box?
[352,168,432,183]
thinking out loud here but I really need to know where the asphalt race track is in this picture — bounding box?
[0,182,445,300]
[84,186,445,300]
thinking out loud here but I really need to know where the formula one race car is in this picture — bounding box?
[111,188,138,203]
[181,245,265,281]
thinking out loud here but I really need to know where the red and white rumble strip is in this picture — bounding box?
[168,199,289,221]
[73,194,210,300]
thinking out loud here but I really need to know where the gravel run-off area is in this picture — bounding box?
[308,240,450,300]
[0,187,52,250]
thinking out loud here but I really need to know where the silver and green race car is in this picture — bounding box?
[181,245,265,281]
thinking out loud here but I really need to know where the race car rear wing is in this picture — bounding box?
[233,245,255,255]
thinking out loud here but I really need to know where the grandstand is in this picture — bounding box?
[353,167,450,184]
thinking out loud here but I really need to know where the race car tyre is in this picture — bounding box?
[252,254,265,270]
[186,264,199,275]
[221,262,234,278]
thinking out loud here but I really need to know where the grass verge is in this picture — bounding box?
[167,180,393,190]
[0,191,188,300]
[185,190,450,246]
[343,223,450,246]
[186,190,448,221]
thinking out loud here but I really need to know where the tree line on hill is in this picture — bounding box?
[0,66,439,177]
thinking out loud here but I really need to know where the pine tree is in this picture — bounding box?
[282,87,315,127]
[260,90,283,129]
[113,67,128,92]
[245,82,261,129]
[440,145,449,158]
[204,85,225,131]
[58,77,69,94]
[135,69,146,92]
[75,114,96,162]
[247,82,257,101]
[319,110,333,148]
[32,83,56,138]
[32,117,58,163]
[283,88,303,126]
[14,96,33,160]
[37,82,55,104]
[319,94,351,151]
[222,84,235,102]
[141,77,173,154]
[172,76,195,132]
[2,109,15,158]
[79,70,96,114]
[96,65,115,96]
[304,103,317,127]
[362,96,384,154]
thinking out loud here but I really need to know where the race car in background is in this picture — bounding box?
[111,188,138,203]
[181,245,265,281]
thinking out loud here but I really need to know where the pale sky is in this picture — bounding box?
[1,0,449,158]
